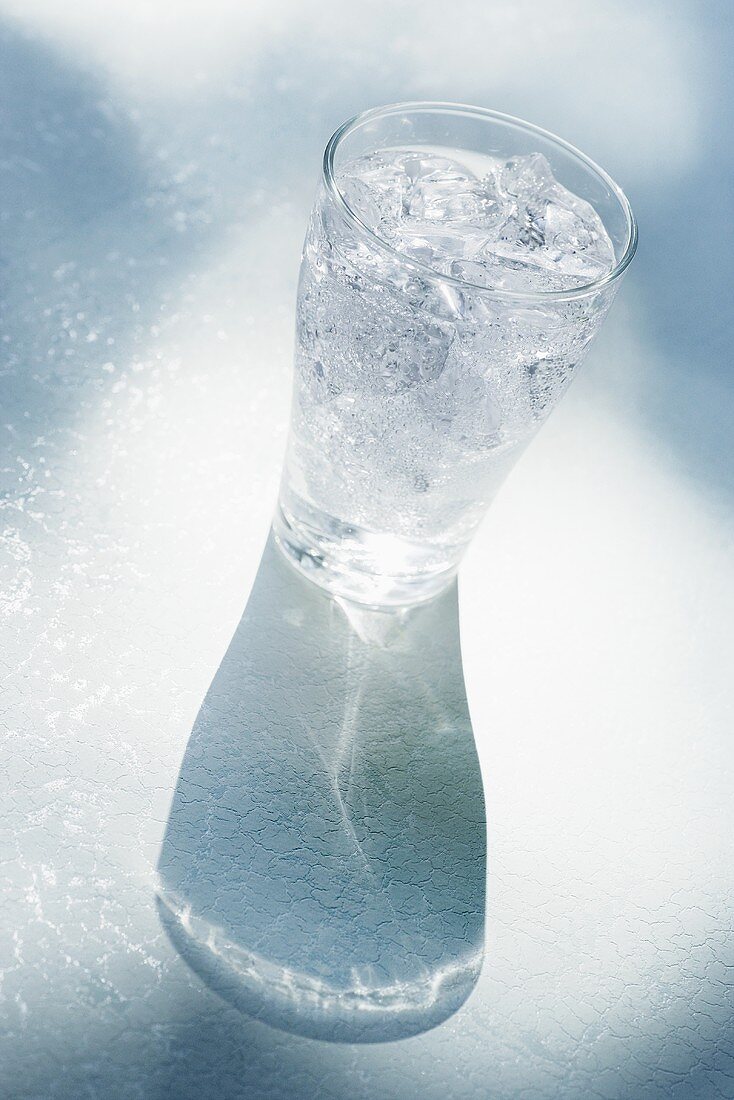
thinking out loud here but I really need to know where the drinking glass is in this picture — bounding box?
[274,103,637,606]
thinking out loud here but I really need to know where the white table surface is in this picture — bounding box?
[1,2,732,1097]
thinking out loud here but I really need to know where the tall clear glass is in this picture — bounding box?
[274,103,637,606]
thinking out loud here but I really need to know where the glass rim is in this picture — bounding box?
[322,101,638,305]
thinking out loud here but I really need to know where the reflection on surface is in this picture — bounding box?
[157,534,486,1043]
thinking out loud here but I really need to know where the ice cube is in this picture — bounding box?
[485,152,616,282]
[540,200,615,280]
[500,152,556,200]
[450,257,580,294]
[393,152,473,185]
[337,151,411,226]
[407,167,475,220]
[339,176,389,231]
[373,318,451,392]
[335,147,615,292]
[420,351,504,450]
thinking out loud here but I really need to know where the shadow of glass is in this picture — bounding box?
[157,534,486,1043]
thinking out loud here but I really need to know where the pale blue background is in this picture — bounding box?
[1,1,732,1097]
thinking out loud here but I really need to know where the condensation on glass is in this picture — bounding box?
[274,103,637,605]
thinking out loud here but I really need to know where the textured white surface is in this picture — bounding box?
[1,2,733,1097]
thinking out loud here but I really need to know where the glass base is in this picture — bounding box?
[272,499,458,608]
